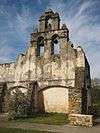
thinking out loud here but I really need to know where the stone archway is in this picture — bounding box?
[38,86,69,113]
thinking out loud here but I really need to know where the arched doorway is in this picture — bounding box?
[38,86,68,113]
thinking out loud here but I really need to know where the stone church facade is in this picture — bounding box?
[0,9,93,126]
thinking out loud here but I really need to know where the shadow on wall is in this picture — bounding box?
[0,83,7,113]
[92,86,100,126]
[38,91,45,112]
[93,86,100,117]
[82,88,87,114]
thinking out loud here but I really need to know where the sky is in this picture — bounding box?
[0,0,100,78]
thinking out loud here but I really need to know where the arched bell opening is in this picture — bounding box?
[51,34,60,55]
[37,36,44,57]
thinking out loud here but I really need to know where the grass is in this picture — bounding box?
[12,113,69,125]
[0,128,52,133]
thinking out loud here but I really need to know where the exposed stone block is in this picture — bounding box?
[68,114,93,127]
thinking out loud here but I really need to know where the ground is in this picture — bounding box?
[0,113,100,133]
[13,113,69,125]
[0,128,51,133]
[0,121,100,133]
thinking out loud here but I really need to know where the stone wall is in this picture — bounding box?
[0,63,15,82]
[0,82,7,113]
[68,88,82,114]
[3,81,35,117]
[68,114,93,127]
[0,10,92,125]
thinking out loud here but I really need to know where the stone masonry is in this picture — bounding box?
[0,9,93,126]
[68,114,93,127]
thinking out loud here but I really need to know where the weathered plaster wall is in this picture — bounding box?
[0,36,91,115]
[10,29,76,88]
[38,87,68,113]
[0,63,15,82]
[0,10,92,118]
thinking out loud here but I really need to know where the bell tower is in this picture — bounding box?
[39,9,60,32]
[31,9,69,57]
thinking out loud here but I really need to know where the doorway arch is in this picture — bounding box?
[38,86,68,113]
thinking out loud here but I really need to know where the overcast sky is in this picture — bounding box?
[0,0,100,78]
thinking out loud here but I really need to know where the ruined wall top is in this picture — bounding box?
[0,9,90,84]
[39,9,60,32]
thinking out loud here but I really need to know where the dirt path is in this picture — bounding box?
[0,121,100,133]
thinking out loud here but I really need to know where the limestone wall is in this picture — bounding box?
[11,30,77,89]
[0,38,89,93]
[38,87,68,113]
[68,114,93,127]
[0,63,15,82]
[0,10,93,129]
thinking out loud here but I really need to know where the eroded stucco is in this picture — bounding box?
[0,9,92,117]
